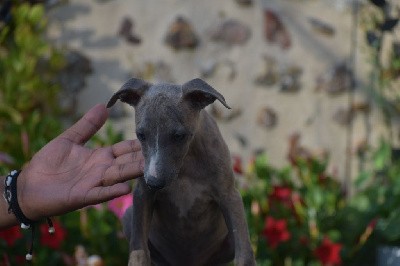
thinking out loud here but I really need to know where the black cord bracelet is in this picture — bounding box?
[3,170,55,261]
[4,170,35,227]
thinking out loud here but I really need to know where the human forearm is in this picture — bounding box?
[0,175,19,229]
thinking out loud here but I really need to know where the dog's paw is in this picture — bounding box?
[128,250,151,266]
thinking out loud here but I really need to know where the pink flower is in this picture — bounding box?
[108,194,133,219]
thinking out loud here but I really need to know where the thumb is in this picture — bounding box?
[61,104,108,144]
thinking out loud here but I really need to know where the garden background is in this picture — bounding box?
[1,0,400,265]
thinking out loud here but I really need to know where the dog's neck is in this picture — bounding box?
[180,111,225,177]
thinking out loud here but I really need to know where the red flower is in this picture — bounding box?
[314,237,342,266]
[0,226,22,245]
[232,155,243,174]
[269,185,294,210]
[270,186,292,202]
[40,220,67,249]
[262,216,291,248]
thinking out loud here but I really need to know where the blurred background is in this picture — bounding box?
[1,0,400,265]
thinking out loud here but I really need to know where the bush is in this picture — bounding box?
[239,136,400,266]
[0,2,65,174]
[0,3,130,265]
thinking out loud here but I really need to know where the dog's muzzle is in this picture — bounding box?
[146,176,166,190]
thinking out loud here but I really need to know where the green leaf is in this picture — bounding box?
[0,25,10,43]
[354,171,372,187]
[379,209,400,241]
[28,4,44,24]
[327,230,341,242]
[373,140,390,170]
[349,194,371,211]
[0,105,23,124]
[14,4,30,23]
[306,187,323,208]
[255,153,271,180]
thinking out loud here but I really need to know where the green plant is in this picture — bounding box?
[359,0,400,142]
[238,136,400,266]
[0,2,65,174]
[0,2,132,265]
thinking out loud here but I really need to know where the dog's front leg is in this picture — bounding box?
[218,182,256,266]
[122,179,154,266]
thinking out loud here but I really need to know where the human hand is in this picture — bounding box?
[16,104,144,221]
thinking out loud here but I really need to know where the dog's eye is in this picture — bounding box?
[136,132,146,142]
[172,132,186,142]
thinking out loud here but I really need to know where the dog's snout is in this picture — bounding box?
[146,176,166,190]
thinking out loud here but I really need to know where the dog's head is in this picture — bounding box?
[107,78,230,190]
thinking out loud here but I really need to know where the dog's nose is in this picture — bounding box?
[146,176,165,190]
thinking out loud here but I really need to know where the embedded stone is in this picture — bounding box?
[209,18,251,45]
[308,17,335,36]
[235,0,253,6]
[254,55,279,87]
[257,107,278,128]
[118,17,141,45]
[164,16,199,50]
[332,107,354,126]
[280,65,302,93]
[316,63,352,95]
[263,9,291,49]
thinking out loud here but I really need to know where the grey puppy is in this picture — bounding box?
[107,78,255,266]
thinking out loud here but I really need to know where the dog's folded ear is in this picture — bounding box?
[182,78,231,110]
[107,78,151,108]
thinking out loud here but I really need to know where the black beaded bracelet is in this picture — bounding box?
[3,170,54,261]
[4,170,35,228]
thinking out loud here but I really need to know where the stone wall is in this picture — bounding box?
[47,0,398,184]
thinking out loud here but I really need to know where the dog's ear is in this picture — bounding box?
[182,78,231,110]
[107,78,151,108]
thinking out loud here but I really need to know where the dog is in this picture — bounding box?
[107,78,255,266]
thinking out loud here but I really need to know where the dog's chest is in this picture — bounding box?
[157,179,211,219]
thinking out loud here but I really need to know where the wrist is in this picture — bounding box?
[0,175,19,229]
[16,168,42,222]
[2,170,55,261]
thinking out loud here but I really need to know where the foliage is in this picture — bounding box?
[0,3,131,264]
[360,0,400,115]
[239,138,400,266]
[0,2,65,174]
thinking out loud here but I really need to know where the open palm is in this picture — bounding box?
[16,104,144,221]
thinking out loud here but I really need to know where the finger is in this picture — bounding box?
[101,160,144,186]
[115,151,144,165]
[61,104,108,144]
[85,183,131,206]
[112,139,141,157]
